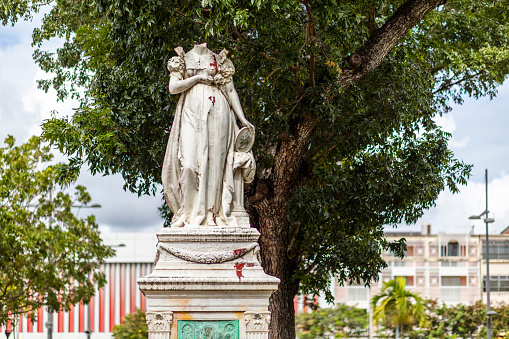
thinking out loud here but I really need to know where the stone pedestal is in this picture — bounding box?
[138,227,279,339]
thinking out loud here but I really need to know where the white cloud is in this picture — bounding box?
[409,173,509,235]
[449,136,470,149]
[433,114,470,149]
[434,114,457,134]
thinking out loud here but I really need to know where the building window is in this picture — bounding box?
[483,276,509,292]
[441,276,464,286]
[448,241,459,256]
[441,241,459,257]
[482,240,509,260]
[441,276,465,302]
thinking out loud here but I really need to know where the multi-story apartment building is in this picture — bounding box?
[334,224,509,309]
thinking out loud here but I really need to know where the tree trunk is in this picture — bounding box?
[254,196,299,339]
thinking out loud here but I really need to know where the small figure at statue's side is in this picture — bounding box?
[162,43,256,227]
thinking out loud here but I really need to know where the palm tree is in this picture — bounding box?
[371,277,427,339]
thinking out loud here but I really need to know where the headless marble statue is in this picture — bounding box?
[162,43,256,227]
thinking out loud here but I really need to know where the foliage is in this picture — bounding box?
[372,278,428,338]
[0,136,115,326]
[112,310,148,339]
[302,301,509,339]
[408,300,509,339]
[296,304,368,339]
[490,303,509,339]
[4,0,509,337]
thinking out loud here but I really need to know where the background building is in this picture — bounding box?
[334,224,509,310]
[2,232,157,339]
[481,230,509,305]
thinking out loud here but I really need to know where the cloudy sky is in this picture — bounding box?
[0,14,163,234]
[1,14,508,236]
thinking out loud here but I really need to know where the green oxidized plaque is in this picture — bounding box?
[178,320,239,339]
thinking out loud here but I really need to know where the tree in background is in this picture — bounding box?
[296,303,368,339]
[301,301,509,339]
[0,136,115,326]
[112,310,148,339]
[409,300,509,339]
[490,303,509,339]
[3,1,509,337]
[372,278,427,339]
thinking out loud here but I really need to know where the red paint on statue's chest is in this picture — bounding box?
[208,96,215,106]
[210,55,218,75]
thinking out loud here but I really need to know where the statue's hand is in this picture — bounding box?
[241,119,255,135]
[196,74,214,85]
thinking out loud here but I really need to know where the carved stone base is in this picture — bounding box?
[138,227,279,339]
[245,311,270,339]
[146,312,173,339]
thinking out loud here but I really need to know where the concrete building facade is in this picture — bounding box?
[334,224,509,309]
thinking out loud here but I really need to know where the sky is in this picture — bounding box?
[1,14,508,236]
[0,15,163,234]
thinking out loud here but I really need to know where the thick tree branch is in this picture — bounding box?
[272,113,316,199]
[339,0,448,87]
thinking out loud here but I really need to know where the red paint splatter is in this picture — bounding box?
[212,212,217,225]
[208,96,216,105]
[234,262,245,281]
[233,248,246,256]
[210,55,218,75]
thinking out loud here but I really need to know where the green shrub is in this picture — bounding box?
[112,310,148,339]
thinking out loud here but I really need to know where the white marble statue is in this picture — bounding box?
[162,43,256,227]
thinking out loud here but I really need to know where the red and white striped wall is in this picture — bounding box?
[1,232,157,339]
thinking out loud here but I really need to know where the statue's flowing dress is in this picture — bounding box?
[162,48,236,226]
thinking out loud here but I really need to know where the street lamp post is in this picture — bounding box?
[468,169,497,339]
[45,315,53,339]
